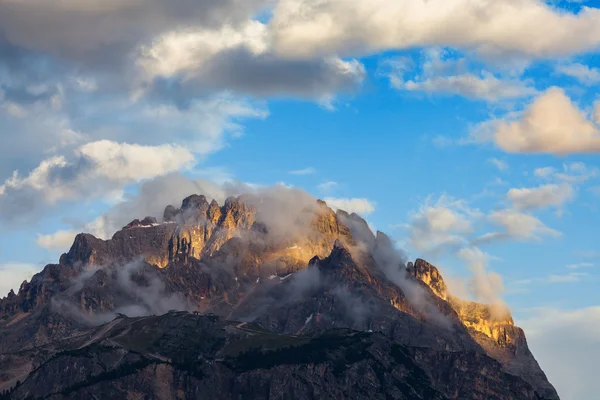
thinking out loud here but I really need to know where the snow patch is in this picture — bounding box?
[279,274,292,281]
[268,275,277,280]
[136,223,161,228]
[305,313,314,325]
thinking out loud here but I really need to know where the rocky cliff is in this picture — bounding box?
[0,193,559,400]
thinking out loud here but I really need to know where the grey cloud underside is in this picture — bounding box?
[0,0,269,64]
[148,48,364,103]
[0,157,104,225]
[0,0,362,103]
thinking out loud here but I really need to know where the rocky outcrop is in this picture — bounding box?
[408,258,558,399]
[407,259,449,300]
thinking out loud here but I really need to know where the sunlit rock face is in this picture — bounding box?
[57,195,357,275]
[448,298,514,341]
[407,259,449,300]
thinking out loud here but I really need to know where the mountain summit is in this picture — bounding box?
[0,193,559,400]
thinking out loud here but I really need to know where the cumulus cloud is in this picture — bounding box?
[138,22,365,101]
[0,0,268,65]
[406,195,481,253]
[518,306,600,400]
[271,0,600,59]
[0,1,365,106]
[478,209,561,243]
[0,141,194,223]
[490,88,600,154]
[556,62,600,85]
[323,197,376,216]
[507,183,575,211]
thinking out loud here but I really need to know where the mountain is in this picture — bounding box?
[0,192,559,399]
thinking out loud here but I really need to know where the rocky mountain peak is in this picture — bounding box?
[407,259,448,300]
[181,194,209,210]
[0,192,559,400]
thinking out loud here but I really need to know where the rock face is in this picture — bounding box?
[0,194,559,400]
[5,312,546,400]
[409,259,558,399]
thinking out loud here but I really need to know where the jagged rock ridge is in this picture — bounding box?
[0,193,559,399]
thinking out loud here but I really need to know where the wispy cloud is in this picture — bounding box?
[488,158,509,172]
[567,262,595,270]
[506,183,575,211]
[317,181,338,192]
[289,167,317,176]
[383,49,536,102]
[324,197,376,216]
[556,63,600,86]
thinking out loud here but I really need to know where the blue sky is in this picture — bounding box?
[1,1,600,398]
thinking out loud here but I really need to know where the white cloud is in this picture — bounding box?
[407,195,481,253]
[534,167,558,179]
[289,167,317,175]
[1,141,194,203]
[556,62,600,85]
[480,209,561,242]
[431,135,454,148]
[518,307,600,400]
[136,20,366,100]
[0,263,40,298]
[271,0,600,59]
[491,88,600,154]
[137,21,270,79]
[0,0,268,63]
[507,183,575,211]
[567,262,595,270]
[36,230,78,252]
[317,181,338,191]
[534,162,598,183]
[384,50,536,101]
[79,141,195,183]
[458,246,505,305]
[574,250,600,259]
[544,272,588,284]
[0,141,195,223]
[488,158,509,171]
[324,197,376,216]
[400,72,536,101]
